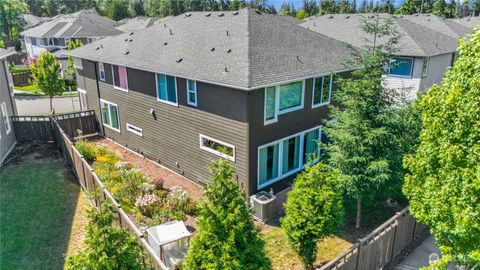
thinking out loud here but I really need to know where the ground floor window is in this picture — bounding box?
[258,127,321,188]
[100,99,120,132]
[199,134,235,162]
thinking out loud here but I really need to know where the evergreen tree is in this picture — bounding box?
[444,0,457,18]
[324,15,400,229]
[296,8,309,19]
[398,0,421,14]
[473,0,480,16]
[108,0,130,20]
[0,0,28,45]
[433,0,447,16]
[183,159,271,270]
[67,203,146,270]
[303,0,319,15]
[337,0,352,13]
[279,2,296,16]
[281,164,344,270]
[30,52,65,113]
[403,29,480,269]
[358,0,368,12]
[128,0,146,16]
[265,4,277,13]
[320,0,336,14]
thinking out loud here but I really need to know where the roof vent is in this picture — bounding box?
[210,47,215,51]
[328,15,333,19]
[218,13,224,17]
[224,67,228,72]
[124,38,128,41]
[96,47,100,50]
[164,23,167,27]
[369,15,375,18]
[185,13,192,17]
[226,30,229,36]
[206,13,211,17]
[313,22,316,26]
[415,14,419,16]
[169,29,173,35]
[129,39,133,42]
[233,11,239,15]
[164,42,168,46]
[129,32,134,35]
[426,13,430,16]
[176,58,183,63]
[255,10,262,15]
[306,26,309,30]
[124,51,130,55]
[345,15,350,18]
[227,49,232,53]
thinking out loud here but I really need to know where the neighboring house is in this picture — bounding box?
[449,16,480,29]
[301,14,460,99]
[21,10,123,59]
[0,49,17,164]
[20,14,49,29]
[69,8,355,197]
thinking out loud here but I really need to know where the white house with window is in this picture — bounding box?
[301,13,460,99]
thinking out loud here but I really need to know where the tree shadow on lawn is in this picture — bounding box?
[0,143,86,270]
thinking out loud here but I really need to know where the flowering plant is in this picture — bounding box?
[152,177,164,190]
[135,194,160,217]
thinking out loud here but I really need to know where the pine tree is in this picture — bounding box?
[183,159,271,270]
[403,29,480,269]
[337,0,352,13]
[281,164,344,270]
[324,15,400,229]
[303,0,319,15]
[398,0,421,14]
[320,0,336,14]
[433,0,446,16]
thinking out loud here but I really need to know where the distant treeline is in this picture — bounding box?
[22,0,480,20]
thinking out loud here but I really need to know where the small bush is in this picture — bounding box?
[168,186,197,216]
[75,141,97,162]
[152,177,164,190]
[135,194,161,217]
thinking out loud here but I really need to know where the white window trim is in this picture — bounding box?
[78,88,87,110]
[257,126,322,189]
[111,64,129,92]
[1,102,11,135]
[187,79,197,107]
[100,99,120,133]
[264,80,305,125]
[99,62,106,82]
[199,134,236,162]
[126,123,143,137]
[312,74,333,109]
[388,56,415,78]
[155,73,178,107]
[77,88,86,94]
[73,57,83,70]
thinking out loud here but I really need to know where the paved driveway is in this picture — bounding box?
[15,96,80,116]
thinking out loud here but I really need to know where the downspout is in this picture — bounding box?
[90,60,105,137]
[2,59,16,115]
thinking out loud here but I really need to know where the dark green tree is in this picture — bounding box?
[279,2,296,16]
[264,4,277,13]
[473,0,480,16]
[183,159,271,270]
[302,0,319,15]
[128,0,146,16]
[108,0,130,20]
[397,0,421,14]
[0,0,28,45]
[296,8,309,19]
[67,203,146,270]
[433,0,447,16]
[337,0,352,13]
[403,29,480,269]
[281,164,344,270]
[320,0,336,14]
[324,15,401,229]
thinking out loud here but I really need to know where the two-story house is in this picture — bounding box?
[0,49,17,164]
[301,14,460,99]
[21,10,123,59]
[69,8,356,198]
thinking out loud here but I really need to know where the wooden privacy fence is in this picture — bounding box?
[318,207,427,270]
[49,114,168,270]
[11,115,53,142]
[11,71,31,86]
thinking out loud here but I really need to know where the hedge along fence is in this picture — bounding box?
[49,114,168,270]
[318,207,427,270]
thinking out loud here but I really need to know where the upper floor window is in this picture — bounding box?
[312,74,333,108]
[31,37,37,46]
[112,65,128,91]
[48,38,54,46]
[388,57,414,77]
[187,79,197,106]
[264,80,305,125]
[156,73,177,106]
[73,57,83,70]
[98,62,106,81]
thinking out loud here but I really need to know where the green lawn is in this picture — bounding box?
[0,145,89,269]
[14,83,40,93]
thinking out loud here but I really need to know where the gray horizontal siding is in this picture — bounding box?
[79,59,249,189]
[0,59,16,162]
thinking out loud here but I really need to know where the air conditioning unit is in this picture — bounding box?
[250,191,277,222]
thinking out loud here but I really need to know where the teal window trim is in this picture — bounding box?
[156,73,178,106]
[257,126,321,189]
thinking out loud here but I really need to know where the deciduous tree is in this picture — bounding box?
[30,52,65,113]
[183,159,271,270]
[0,0,28,45]
[281,163,344,270]
[403,29,480,268]
[67,39,83,79]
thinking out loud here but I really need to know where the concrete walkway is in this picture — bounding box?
[394,236,440,270]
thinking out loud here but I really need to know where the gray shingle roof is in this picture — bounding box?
[0,48,15,60]
[68,8,354,90]
[20,14,48,29]
[301,13,459,57]
[400,14,470,38]
[448,16,480,29]
[21,10,123,38]
[116,17,163,32]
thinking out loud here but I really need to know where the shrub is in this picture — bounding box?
[75,141,97,162]
[168,186,196,216]
[152,177,164,190]
[140,182,155,195]
[135,194,161,217]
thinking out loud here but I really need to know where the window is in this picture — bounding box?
[156,73,177,106]
[73,58,83,70]
[31,37,37,46]
[98,62,106,81]
[112,65,128,91]
[421,57,429,78]
[264,80,305,124]
[126,123,143,137]
[1,102,11,135]
[100,99,120,132]
[312,74,333,107]
[199,134,235,161]
[48,38,54,46]
[187,79,197,106]
[389,57,414,77]
[78,89,88,111]
[258,127,321,188]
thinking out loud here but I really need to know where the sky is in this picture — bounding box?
[268,0,405,11]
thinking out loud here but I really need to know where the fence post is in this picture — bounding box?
[355,239,363,270]
[390,213,400,262]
